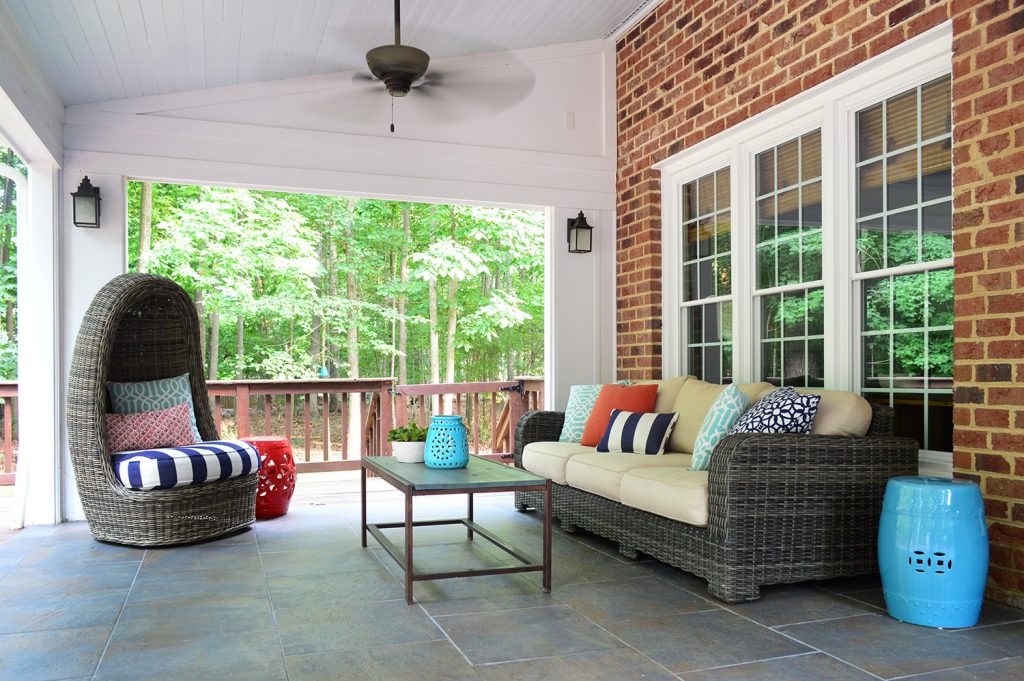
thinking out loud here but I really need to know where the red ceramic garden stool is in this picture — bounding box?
[244,436,296,519]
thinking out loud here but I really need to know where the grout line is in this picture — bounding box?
[254,527,292,681]
[88,550,146,681]
[887,656,1019,680]
[678,650,819,675]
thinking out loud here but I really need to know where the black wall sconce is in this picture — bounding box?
[567,211,593,253]
[71,176,101,228]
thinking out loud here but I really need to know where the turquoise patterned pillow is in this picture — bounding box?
[107,373,202,442]
[691,384,749,471]
[559,384,602,442]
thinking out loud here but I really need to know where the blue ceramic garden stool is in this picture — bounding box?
[424,415,469,469]
[878,476,988,628]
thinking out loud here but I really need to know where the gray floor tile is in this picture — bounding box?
[476,646,678,681]
[846,588,1024,628]
[17,540,145,569]
[815,574,883,594]
[724,584,880,627]
[267,566,404,609]
[0,561,139,598]
[899,656,1024,680]
[780,613,1009,679]
[260,546,382,578]
[603,608,810,673]
[437,605,622,665]
[0,590,128,634]
[633,559,715,594]
[956,620,1024,655]
[285,640,482,681]
[111,593,276,643]
[94,629,287,681]
[520,541,645,588]
[126,564,268,603]
[140,542,262,572]
[679,652,877,681]
[556,576,713,623]
[275,598,443,655]
[414,573,555,617]
[0,625,111,681]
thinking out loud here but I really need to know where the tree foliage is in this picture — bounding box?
[127,182,545,384]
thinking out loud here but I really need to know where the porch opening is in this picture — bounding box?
[0,144,22,525]
[125,181,546,474]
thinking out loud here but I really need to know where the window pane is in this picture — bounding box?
[681,168,731,303]
[858,161,883,217]
[802,130,822,180]
[807,289,825,336]
[921,76,951,139]
[893,272,925,329]
[863,277,891,332]
[886,151,918,211]
[858,103,883,161]
[762,341,781,386]
[921,140,951,202]
[802,231,823,282]
[698,173,715,215]
[698,217,714,258]
[928,393,953,453]
[685,221,699,260]
[863,336,890,388]
[682,184,696,222]
[685,302,733,383]
[716,168,730,208]
[893,332,925,387]
[762,294,781,339]
[715,212,731,255]
[689,305,703,344]
[783,340,806,386]
[777,138,800,189]
[886,90,917,151]
[807,339,825,387]
[928,269,953,326]
[928,329,953,388]
[777,188,800,237]
[760,288,823,388]
[715,255,731,296]
[858,217,885,271]
[757,197,775,242]
[757,149,775,196]
[757,244,776,289]
[886,209,918,268]
[802,181,822,230]
[922,201,952,261]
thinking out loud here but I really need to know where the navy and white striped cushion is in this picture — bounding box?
[597,410,679,455]
[111,440,260,491]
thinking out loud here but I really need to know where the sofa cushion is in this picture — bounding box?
[730,387,821,434]
[522,441,594,485]
[565,452,693,502]
[803,389,873,437]
[668,379,775,454]
[639,376,692,413]
[597,410,679,455]
[582,384,658,446]
[112,440,260,491]
[620,467,710,527]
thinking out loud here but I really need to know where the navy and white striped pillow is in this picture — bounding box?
[597,410,679,455]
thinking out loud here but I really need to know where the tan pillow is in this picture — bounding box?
[668,380,775,454]
[750,386,873,437]
[799,389,873,436]
[638,375,692,414]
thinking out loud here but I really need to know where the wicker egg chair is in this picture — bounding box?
[67,273,257,546]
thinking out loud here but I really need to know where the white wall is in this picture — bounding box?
[57,39,617,518]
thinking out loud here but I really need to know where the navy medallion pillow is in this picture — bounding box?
[728,387,821,435]
[597,410,679,455]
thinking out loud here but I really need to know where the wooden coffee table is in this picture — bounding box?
[361,455,552,604]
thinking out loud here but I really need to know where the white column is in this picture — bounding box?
[544,207,617,411]
[60,171,127,521]
[12,163,61,527]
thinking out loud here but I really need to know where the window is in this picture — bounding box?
[680,168,732,383]
[658,26,953,457]
[855,76,953,452]
[754,131,824,387]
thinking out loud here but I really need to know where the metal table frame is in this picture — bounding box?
[360,456,552,604]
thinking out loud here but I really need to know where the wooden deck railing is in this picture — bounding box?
[0,377,543,485]
[0,381,16,485]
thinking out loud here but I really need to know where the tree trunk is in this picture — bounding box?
[1,150,14,339]
[138,181,153,272]
[194,290,207,368]
[444,277,457,413]
[236,315,245,379]
[398,208,409,385]
[344,198,361,454]
[427,274,440,414]
[209,311,220,380]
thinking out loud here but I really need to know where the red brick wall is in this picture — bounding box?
[616,0,1024,606]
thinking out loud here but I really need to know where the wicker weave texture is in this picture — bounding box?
[514,405,918,603]
[67,273,257,546]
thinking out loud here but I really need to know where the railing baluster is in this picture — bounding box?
[418,395,426,426]
[236,384,250,438]
[2,397,11,473]
[341,392,349,461]
[490,393,497,452]
[322,392,331,462]
[472,393,480,455]
[284,394,293,441]
[213,396,222,437]
[264,394,272,434]
[303,394,311,462]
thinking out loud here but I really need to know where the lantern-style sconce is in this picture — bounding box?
[567,211,593,254]
[71,176,101,228]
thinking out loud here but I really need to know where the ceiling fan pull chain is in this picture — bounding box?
[390,97,395,133]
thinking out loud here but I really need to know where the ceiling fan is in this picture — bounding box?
[365,0,430,99]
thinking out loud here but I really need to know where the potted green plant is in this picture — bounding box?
[388,423,429,463]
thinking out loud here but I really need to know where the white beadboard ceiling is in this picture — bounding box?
[6,0,652,106]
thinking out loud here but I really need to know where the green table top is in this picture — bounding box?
[362,455,548,491]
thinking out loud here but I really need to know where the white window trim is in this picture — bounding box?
[657,21,953,393]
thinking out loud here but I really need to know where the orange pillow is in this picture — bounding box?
[581,383,659,446]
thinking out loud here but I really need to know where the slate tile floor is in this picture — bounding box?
[1,484,1023,681]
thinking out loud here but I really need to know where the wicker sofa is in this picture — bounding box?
[512,377,918,603]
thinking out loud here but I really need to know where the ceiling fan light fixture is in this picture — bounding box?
[366,44,430,98]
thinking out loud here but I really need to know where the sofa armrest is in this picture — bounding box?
[706,432,919,543]
[513,411,565,468]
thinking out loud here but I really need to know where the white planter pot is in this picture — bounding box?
[392,441,426,463]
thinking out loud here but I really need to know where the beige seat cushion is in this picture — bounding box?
[564,452,693,502]
[620,467,710,527]
[668,379,775,454]
[750,387,873,437]
[522,441,594,485]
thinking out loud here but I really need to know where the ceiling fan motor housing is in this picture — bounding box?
[366,44,430,97]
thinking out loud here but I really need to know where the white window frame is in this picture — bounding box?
[657,22,952,402]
